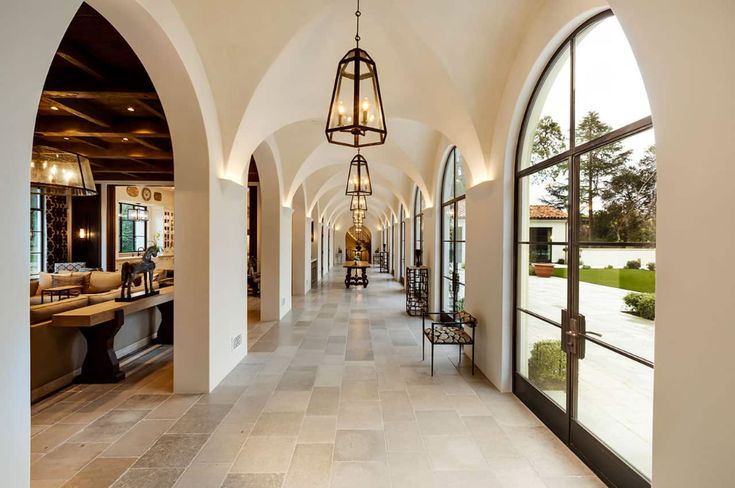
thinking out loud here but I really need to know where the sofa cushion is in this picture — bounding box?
[51,274,85,292]
[87,289,120,305]
[30,280,39,297]
[54,262,86,273]
[71,272,92,293]
[30,296,89,324]
[87,271,122,294]
[36,272,71,296]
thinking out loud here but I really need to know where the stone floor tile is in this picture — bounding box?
[329,461,388,488]
[69,410,149,443]
[251,412,304,436]
[298,416,337,444]
[133,434,209,468]
[168,404,231,434]
[282,443,333,488]
[336,401,382,430]
[102,419,176,458]
[60,457,135,488]
[110,468,184,488]
[334,429,386,462]
[221,473,284,488]
[172,463,230,488]
[230,436,296,473]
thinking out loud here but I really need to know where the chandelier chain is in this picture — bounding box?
[355,0,361,46]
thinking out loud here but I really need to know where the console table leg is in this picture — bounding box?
[154,300,174,344]
[77,310,125,383]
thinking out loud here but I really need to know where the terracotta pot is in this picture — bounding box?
[534,263,554,278]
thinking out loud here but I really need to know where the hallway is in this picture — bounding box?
[30,269,601,488]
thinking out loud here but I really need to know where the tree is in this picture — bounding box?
[529,115,568,210]
[596,145,656,242]
[576,111,632,237]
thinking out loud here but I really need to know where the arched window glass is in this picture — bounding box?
[413,187,424,260]
[440,147,466,314]
[514,11,655,483]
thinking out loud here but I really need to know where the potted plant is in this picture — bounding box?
[533,262,554,278]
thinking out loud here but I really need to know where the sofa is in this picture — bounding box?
[30,270,162,401]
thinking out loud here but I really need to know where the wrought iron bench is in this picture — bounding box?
[422,310,477,376]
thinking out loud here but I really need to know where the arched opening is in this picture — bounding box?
[345,226,372,263]
[513,10,655,485]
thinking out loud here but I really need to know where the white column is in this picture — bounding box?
[291,209,310,295]
[421,207,439,311]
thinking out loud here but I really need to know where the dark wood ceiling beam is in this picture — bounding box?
[56,45,106,80]
[42,97,112,128]
[43,90,158,100]
[93,172,173,182]
[36,139,171,159]
[35,116,169,138]
[128,137,168,152]
[65,137,109,151]
[134,100,165,120]
[87,160,172,172]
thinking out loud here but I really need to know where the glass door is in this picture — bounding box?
[513,11,656,487]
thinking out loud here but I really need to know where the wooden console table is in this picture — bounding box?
[52,286,174,383]
[344,261,369,288]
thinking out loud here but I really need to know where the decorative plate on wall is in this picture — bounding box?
[153,191,162,202]
[142,187,152,201]
[126,186,139,197]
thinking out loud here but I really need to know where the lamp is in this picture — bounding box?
[345,151,372,196]
[31,145,96,196]
[325,0,386,147]
[127,207,149,222]
[350,195,368,212]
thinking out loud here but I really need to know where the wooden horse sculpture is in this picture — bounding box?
[119,246,159,301]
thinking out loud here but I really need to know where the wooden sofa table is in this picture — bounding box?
[52,286,174,383]
[344,261,370,288]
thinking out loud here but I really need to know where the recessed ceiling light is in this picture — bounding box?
[122,137,129,142]
[63,137,69,140]
[126,106,135,112]
[50,106,59,111]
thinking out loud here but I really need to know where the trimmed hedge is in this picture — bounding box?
[623,292,656,320]
[528,340,566,391]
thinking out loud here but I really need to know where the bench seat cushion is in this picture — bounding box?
[424,325,473,344]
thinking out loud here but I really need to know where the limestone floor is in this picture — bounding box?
[31,268,604,488]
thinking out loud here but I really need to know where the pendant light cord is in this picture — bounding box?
[355,0,361,48]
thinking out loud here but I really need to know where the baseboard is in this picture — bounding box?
[31,334,155,403]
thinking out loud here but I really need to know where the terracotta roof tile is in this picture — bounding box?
[529,205,567,219]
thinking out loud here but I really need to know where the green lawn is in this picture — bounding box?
[550,267,656,293]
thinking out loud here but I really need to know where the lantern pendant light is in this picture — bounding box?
[345,149,372,196]
[325,0,387,147]
[350,195,368,212]
[31,145,96,196]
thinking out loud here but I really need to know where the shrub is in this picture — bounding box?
[528,340,566,390]
[623,292,656,320]
[557,258,566,265]
[646,262,656,271]
[581,265,591,270]
[529,265,536,276]
[605,264,614,269]
[625,258,642,269]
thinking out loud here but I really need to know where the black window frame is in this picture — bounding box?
[30,190,45,277]
[119,202,148,254]
[439,146,466,315]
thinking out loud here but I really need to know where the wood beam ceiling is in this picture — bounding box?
[34,8,173,182]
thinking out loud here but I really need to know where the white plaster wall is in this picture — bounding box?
[606,1,735,485]
[291,207,310,295]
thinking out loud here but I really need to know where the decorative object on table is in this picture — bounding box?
[117,246,159,302]
[153,191,162,202]
[414,249,423,267]
[325,0,386,148]
[405,266,429,316]
[422,310,477,376]
[41,285,82,304]
[126,186,139,197]
[380,249,390,273]
[142,187,152,201]
[30,145,96,196]
[354,243,362,262]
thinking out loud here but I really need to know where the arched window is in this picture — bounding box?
[514,11,654,484]
[440,146,466,315]
[413,187,424,261]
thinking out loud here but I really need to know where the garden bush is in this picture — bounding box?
[646,262,656,271]
[557,258,566,265]
[605,264,614,269]
[623,292,656,320]
[625,258,642,269]
[528,340,566,390]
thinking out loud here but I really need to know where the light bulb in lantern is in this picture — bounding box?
[50,164,58,175]
[361,97,369,124]
[337,100,346,126]
[42,161,48,169]
[368,113,375,123]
